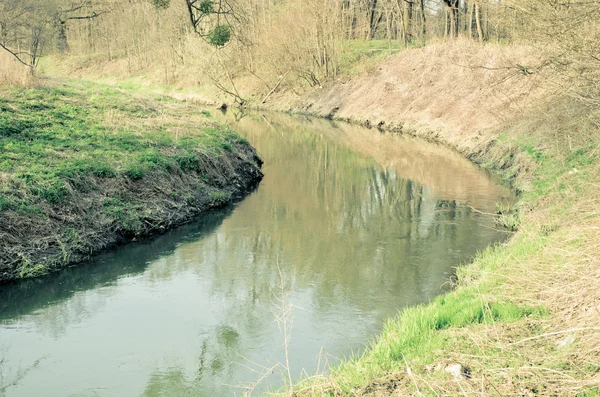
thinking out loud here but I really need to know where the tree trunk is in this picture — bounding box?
[444,7,449,38]
[56,20,68,53]
[467,1,474,38]
[444,0,459,38]
[475,0,484,42]
[368,0,380,39]
[420,0,426,37]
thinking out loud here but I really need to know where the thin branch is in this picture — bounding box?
[63,11,107,22]
[262,71,290,104]
[0,42,32,68]
[510,327,600,345]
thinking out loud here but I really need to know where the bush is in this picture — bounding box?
[90,162,117,178]
[199,0,214,14]
[137,150,173,170]
[208,190,231,206]
[35,179,69,204]
[102,198,143,234]
[0,195,12,211]
[209,25,231,47]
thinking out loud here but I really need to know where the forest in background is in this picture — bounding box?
[1,0,599,108]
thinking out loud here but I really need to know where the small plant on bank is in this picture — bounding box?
[125,164,146,180]
[208,190,231,207]
[152,0,170,9]
[198,0,214,14]
[495,202,520,231]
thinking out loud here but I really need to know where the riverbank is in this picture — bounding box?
[0,80,263,282]
[267,45,600,395]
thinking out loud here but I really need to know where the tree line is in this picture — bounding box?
[1,0,598,104]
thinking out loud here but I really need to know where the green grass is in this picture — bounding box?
[0,80,261,281]
[341,39,405,60]
[208,190,232,207]
[327,236,549,392]
[0,81,244,212]
[578,387,600,397]
[339,39,419,76]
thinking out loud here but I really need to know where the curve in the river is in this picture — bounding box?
[0,111,513,397]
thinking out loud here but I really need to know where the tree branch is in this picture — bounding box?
[0,42,33,69]
[61,1,88,14]
[63,11,107,22]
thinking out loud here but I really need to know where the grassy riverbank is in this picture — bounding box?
[297,119,600,396]
[0,80,263,282]
[273,52,600,395]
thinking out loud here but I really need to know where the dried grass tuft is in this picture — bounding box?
[0,52,35,86]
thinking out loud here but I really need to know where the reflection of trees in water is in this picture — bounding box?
[226,112,513,209]
[142,326,245,397]
[152,110,510,355]
[0,112,511,397]
[138,113,510,395]
[190,113,508,312]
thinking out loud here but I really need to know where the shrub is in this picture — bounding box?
[151,0,170,9]
[0,195,12,211]
[199,0,214,14]
[137,150,173,170]
[208,190,231,206]
[90,162,117,178]
[209,25,231,47]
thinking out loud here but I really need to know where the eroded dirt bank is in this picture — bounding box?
[258,43,545,189]
[0,147,262,282]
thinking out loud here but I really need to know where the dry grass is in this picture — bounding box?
[0,52,34,86]
[266,40,547,139]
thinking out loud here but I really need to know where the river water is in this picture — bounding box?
[0,111,513,396]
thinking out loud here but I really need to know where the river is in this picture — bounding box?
[0,111,513,396]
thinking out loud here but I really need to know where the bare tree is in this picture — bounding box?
[0,0,108,70]
[55,1,108,53]
[0,0,39,70]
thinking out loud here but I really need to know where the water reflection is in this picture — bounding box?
[0,111,513,396]
[0,209,235,324]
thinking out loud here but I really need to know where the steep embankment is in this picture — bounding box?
[258,43,600,395]
[266,43,545,187]
[0,81,263,282]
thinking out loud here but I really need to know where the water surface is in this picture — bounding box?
[0,112,513,396]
